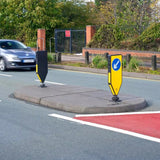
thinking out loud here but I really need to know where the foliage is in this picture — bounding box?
[150,0,160,23]
[129,22,160,51]
[88,1,160,52]
[94,0,152,38]
[95,0,108,6]
[92,55,108,69]
[1,0,159,52]
[116,0,151,35]
[0,0,58,44]
[148,69,160,75]
[27,41,37,48]
[94,1,115,25]
[48,53,56,63]
[97,59,108,68]
[92,55,102,67]
[0,0,94,48]
[55,1,93,29]
[122,59,127,68]
[127,57,141,71]
[88,24,124,49]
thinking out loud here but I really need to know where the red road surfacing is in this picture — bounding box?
[75,112,160,139]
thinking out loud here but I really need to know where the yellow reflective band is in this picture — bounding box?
[109,84,116,95]
[36,64,42,83]
[36,64,38,73]
[108,72,111,84]
[37,74,42,83]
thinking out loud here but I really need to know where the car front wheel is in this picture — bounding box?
[0,58,7,71]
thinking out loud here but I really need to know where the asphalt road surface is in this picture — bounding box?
[0,68,160,160]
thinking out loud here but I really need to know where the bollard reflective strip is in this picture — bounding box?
[36,64,42,83]
[108,72,115,95]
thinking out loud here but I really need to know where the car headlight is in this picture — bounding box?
[32,51,36,55]
[5,54,21,62]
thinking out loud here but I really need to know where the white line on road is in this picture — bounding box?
[35,80,65,85]
[0,73,12,77]
[48,113,160,144]
[75,111,160,117]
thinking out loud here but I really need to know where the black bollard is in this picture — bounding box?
[57,52,61,63]
[36,51,48,87]
[104,52,109,61]
[55,52,61,63]
[85,51,89,64]
[126,54,131,68]
[152,55,157,71]
[53,54,57,63]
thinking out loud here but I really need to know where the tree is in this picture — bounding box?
[94,1,115,25]
[95,0,108,6]
[94,0,153,37]
[0,0,9,37]
[150,0,160,22]
[55,0,94,29]
[87,24,124,48]
[129,22,160,51]
[0,0,94,47]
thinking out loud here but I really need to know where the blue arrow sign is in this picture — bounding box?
[112,58,121,71]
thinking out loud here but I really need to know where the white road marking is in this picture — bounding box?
[48,113,160,143]
[0,100,2,102]
[0,73,12,77]
[75,111,160,117]
[35,80,65,85]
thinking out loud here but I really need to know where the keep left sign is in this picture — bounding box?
[108,54,122,101]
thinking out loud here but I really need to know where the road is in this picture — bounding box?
[0,69,160,160]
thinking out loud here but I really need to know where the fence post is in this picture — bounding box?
[126,54,131,68]
[104,53,109,61]
[152,55,157,71]
[70,29,72,53]
[53,54,57,63]
[54,29,58,53]
[49,37,54,53]
[55,52,61,63]
[57,52,61,63]
[85,51,89,64]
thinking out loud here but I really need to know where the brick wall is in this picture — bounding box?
[82,48,160,58]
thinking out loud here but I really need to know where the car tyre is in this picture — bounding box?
[0,58,7,71]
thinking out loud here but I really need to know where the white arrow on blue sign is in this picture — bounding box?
[112,58,121,71]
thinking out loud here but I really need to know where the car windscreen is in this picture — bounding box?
[0,41,27,49]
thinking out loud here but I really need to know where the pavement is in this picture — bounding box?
[13,54,160,114]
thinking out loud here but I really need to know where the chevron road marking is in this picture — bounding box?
[49,113,160,144]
